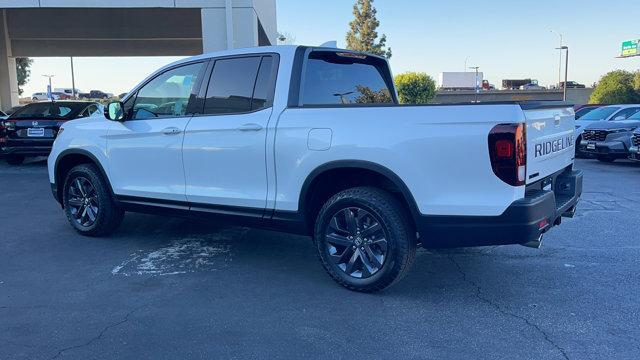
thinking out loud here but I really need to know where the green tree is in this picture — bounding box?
[394,72,437,104]
[589,70,640,104]
[16,58,33,96]
[346,0,391,58]
[355,85,392,104]
[633,71,640,93]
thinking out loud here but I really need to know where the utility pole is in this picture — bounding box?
[70,57,77,99]
[551,30,563,88]
[469,66,480,102]
[556,46,569,101]
[42,74,55,101]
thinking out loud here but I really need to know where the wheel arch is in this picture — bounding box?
[298,160,421,231]
[53,149,113,204]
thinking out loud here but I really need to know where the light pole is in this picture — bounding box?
[42,74,55,101]
[464,56,470,72]
[551,30,563,88]
[556,46,569,101]
[70,57,77,99]
[469,66,480,102]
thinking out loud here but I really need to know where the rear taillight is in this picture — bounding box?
[2,121,15,131]
[488,123,526,186]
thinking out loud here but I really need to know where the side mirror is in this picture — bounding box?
[105,101,125,121]
[614,116,626,121]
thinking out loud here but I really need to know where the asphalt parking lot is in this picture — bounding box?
[1,158,639,360]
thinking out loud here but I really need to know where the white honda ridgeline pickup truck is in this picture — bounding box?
[48,45,582,292]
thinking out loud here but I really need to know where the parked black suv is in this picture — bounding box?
[0,101,102,165]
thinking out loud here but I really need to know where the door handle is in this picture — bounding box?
[237,123,263,132]
[162,127,182,135]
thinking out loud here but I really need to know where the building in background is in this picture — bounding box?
[0,0,277,110]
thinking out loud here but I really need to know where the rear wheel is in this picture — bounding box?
[597,155,616,163]
[314,187,416,292]
[63,164,124,237]
[5,155,25,165]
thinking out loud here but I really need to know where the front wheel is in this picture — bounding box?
[597,155,616,163]
[314,187,417,292]
[63,164,124,237]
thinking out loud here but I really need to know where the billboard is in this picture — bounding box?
[621,39,639,57]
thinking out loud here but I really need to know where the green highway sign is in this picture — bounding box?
[621,39,639,57]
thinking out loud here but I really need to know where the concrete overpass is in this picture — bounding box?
[0,0,277,110]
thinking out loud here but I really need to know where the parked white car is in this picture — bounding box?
[31,92,60,101]
[48,45,582,292]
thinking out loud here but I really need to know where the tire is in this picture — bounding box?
[314,187,417,292]
[5,155,25,165]
[574,136,585,158]
[62,163,124,237]
[597,155,616,163]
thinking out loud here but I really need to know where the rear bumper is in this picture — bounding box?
[1,139,54,156]
[417,168,583,248]
[579,140,628,157]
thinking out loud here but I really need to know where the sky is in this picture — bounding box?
[22,0,640,96]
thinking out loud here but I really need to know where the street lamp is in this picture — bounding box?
[464,56,470,72]
[42,74,55,101]
[555,46,569,101]
[551,30,563,88]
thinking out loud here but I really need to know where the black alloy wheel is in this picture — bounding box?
[67,176,99,228]
[63,163,124,237]
[314,187,417,292]
[325,207,388,279]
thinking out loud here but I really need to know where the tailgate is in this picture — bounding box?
[522,104,575,184]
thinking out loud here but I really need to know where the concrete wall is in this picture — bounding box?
[433,88,594,105]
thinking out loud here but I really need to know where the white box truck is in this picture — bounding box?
[438,72,483,90]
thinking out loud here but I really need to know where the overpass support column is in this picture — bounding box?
[0,11,18,111]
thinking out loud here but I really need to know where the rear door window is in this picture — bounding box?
[301,51,395,106]
[201,55,278,116]
[204,57,261,114]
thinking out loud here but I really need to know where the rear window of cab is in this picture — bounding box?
[301,51,395,106]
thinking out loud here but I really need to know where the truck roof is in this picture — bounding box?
[163,45,387,71]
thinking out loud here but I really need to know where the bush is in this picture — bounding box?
[394,72,436,104]
[589,70,640,104]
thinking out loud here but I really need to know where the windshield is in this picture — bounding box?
[575,107,597,119]
[579,107,620,121]
[8,102,85,120]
